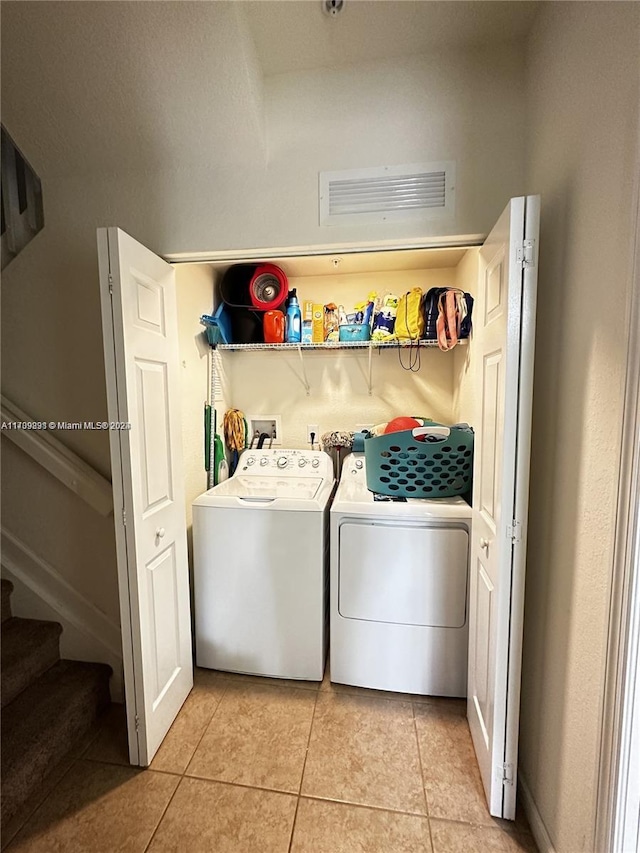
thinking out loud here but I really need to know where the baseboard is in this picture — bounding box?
[1,527,124,701]
[518,771,557,853]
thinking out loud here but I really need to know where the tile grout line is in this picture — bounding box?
[428,815,525,831]
[412,700,435,853]
[140,678,232,853]
[299,686,321,795]
[287,682,321,853]
[298,793,436,820]
[411,701,430,817]
[410,703,536,841]
[141,678,232,853]
[164,775,435,820]
[322,685,465,708]
[181,677,230,778]
[141,774,183,853]
[429,814,539,845]
[183,772,302,798]
[216,675,321,696]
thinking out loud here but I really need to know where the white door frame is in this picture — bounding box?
[596,148,640,853]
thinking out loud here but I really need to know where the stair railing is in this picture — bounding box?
[1,395,113,517]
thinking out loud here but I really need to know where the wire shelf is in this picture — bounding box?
[213,339,467,352]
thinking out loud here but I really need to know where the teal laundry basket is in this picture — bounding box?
[364,424,474,498]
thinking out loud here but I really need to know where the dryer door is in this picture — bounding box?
[338,521,468,627]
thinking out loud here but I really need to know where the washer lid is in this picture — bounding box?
[199,475,324,501]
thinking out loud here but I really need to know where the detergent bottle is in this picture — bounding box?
[286,289,302,343]
[214,433,228,484]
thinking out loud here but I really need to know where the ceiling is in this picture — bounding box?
[242,0,541,77]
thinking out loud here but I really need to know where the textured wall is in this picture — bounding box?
[259,46,526,250]
[519,3,640,850]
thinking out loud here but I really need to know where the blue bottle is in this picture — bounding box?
[286,289,302,343]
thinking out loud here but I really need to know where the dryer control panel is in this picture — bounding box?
[342,454,366,477]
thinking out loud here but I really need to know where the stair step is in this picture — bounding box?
[1,659,112,830]
[1,617,63,708]
[1,578,13,623]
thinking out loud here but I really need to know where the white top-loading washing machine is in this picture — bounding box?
[330,452,471,697]
[192,448,334,681]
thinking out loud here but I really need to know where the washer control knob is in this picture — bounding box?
[246,456,255,466]
[311,458,320,468]
[355,459,364,469]
[298,458,308,467]
[260,457,269,467]
[277,456,288,469]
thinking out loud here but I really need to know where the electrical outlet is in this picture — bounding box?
[307,424,319,446]
[248,415,281,447]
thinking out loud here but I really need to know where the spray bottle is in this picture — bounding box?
[286,289,302,343]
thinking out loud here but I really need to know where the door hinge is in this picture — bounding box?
[507,520,522,543]
[122,507,127,526]
[134,714,140,732]
[516,239,536,269]
[108,273,113,295]
[501,762,514,785]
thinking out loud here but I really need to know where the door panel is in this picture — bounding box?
[480,350,503,525]
[485,249,506,324]
[134,270,166,333]
[467,196,540,818]
[136,359,172,511]
[98,227,193,766]
[147,543,180,706]
[472,557,494,748]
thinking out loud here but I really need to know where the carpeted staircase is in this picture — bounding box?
[1,578,112,830]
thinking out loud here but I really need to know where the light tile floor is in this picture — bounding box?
[4,666,538,853]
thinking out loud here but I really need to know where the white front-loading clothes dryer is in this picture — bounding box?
[330,452,471,697]
[193,448,334,681]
